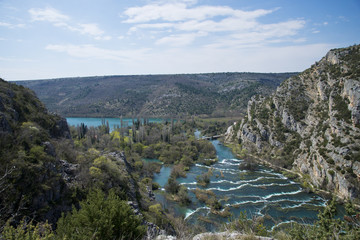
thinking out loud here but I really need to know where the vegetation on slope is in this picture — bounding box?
[0,78,219,238]
[16,72,296,118]
[0,78,71,228]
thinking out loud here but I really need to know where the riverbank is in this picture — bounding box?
[224,141,360,210]
[153,138,328,233]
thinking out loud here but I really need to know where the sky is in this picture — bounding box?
[0,0,359,80]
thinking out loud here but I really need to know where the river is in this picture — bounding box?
[153,134,328,232]
[66,118,330,231]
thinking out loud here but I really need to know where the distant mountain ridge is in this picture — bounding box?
[16,72,296,117]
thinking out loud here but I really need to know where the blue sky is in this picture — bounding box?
[0,0,359,80]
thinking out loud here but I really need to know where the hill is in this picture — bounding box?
[16,72,296,117]
[0,79,175,238]
[225,45,360,201]
[0,78,73,226]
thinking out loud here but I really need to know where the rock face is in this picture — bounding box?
[225,45,360,201]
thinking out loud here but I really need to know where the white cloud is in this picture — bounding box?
[29,7,69,23]
[0,21,25,28]
[45,44,149,61]
[122,2,305,47]
[134,43,333,74]
[77,23,104,36]
[156,31,207,46]
[29,7,110,40]
[123,3,269,23]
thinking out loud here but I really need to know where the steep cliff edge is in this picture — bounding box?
[225,45,360,201]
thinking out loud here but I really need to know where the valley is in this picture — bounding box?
[1,45,360,239]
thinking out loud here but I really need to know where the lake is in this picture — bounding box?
[66,117,169,132]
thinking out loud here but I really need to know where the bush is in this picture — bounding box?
[333,95,352,123]
[224,211,267,237]
[177,186,191,206]
[2,219,55,240]
[196,169,212,187]
[56,189,146,240]
[152,182,160,190]
[165,177,180,194]
[239,160,258,171]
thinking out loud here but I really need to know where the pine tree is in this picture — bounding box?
[56,189,146,240]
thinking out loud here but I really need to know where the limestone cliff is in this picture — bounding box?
[225,45,360,201]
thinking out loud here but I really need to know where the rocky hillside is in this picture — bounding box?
[16,72,295,117]
[0,79,164,238]
[225,45,360,201]
[0,78,74,226]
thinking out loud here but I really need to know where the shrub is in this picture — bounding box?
[239,160,258,171]
[326,158,335,165]
[152,182,160,190]
[224,211,267,237]
[165,177,180,194]
[196,169,212,187]
[2,219,55,240]
[89,166,102,178]
[56,189,146,240]
[333,95,352,123]
[177,185,191,206]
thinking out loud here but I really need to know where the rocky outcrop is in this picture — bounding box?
[51,117,71,139]
[225,45,360,201]
[60,159,79,184]
[193,231,274,240]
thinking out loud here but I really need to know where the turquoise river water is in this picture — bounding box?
[66,118,333,232]
[67,117,167,132]
[152,134,328,231]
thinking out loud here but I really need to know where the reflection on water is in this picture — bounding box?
[153,139,328,231]
[153,166,172,188]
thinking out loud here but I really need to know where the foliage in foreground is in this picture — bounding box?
[286,198,360,240]
[1,189,146,240]
[224,198,360,240]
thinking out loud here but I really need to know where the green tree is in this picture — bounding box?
[165,177,180,194]
[56,189,146,240]
[315,197,341,239]
[2,219,54,240]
